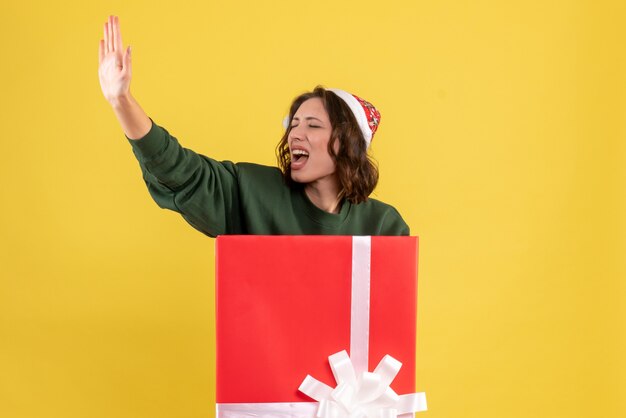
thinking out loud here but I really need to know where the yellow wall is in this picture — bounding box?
[1,1,624,417]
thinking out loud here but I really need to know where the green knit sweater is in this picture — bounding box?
[127,120,410,237]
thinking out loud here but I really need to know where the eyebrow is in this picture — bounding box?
[292,116,324,122]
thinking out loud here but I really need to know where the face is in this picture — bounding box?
[288,97,339,186]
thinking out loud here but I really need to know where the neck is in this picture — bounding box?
[304,178,342,214]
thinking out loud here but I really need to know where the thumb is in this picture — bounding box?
[123,45,132,71]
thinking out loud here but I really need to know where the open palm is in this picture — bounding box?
[98,15,131,103]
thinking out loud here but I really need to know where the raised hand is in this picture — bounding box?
[98,15,151,139]
[98,15,131,104]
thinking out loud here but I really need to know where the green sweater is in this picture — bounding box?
[128,120,410,237]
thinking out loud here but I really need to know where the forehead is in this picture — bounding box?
[294,97,329,120]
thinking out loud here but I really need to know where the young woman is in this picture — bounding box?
[98,15,409,236]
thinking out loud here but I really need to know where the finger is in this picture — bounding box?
[111,15,117,52]
[104,22,109,54]
[114,16,123,54]
[107,21,113,53]
[107,18,112,53]
[108,15,114,52]
[99,39,104,65]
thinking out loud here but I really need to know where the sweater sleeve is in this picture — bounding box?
[127,119,243,237]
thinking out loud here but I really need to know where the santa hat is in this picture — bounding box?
[327,88,381,148]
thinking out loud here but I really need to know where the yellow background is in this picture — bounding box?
[1,1,624,417]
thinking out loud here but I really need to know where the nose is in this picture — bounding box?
[289,124,305,141]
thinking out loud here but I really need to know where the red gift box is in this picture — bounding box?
[215,236,425,417]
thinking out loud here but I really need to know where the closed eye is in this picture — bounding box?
[291,124,322,129]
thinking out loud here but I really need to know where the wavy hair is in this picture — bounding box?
[276,86,379,204]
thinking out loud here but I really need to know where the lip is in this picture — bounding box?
[291,157,307,170]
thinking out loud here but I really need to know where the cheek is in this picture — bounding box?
[320,143,336,165]
[323,152,337,172]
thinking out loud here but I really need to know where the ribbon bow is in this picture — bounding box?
[299,350,427,418]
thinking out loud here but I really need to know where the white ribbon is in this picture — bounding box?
[299,350,427,418]
[350,236,371,375]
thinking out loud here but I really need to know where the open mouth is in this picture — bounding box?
[291,149,309,168]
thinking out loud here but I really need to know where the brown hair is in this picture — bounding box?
[276,86,379,204]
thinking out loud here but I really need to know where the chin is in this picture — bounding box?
[290,172,309,184]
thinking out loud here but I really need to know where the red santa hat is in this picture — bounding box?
[327,88,381,148]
